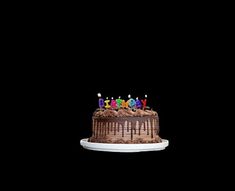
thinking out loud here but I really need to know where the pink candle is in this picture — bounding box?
[111,97,117,109]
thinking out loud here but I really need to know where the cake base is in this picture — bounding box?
[80,138,169,153]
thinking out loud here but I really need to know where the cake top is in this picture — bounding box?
[95,93,158,117]
[93,108,157,117]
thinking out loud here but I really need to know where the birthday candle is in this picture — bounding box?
[97,93,104,108]
[121,99,129,108]
[111,97,117,109]
[104,97,111,109]
[136,97,142,109]
[128,94,136,108]
[141,94,147,109]
[116,96,122,109]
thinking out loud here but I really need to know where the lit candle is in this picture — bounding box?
[141,94,147,109]
[104,97,111,109]
[116,96,122,109]
[121,99,129,108]
[128,94,136,108]
[97,93,104,109]
[111,97,117,109]
[136,97,142,109]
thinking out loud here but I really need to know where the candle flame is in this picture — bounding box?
[136,97,138,100]
[128,94,131,98]
[106,97,109,100]
[145,94,147,98]
[111,97,113,100]
[119,96,121,99]
[97,93,101,97]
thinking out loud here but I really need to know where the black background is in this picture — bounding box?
[39,21,187,181]
[16,6,225,187]
[37,42,193,187]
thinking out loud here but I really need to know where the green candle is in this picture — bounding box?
[116,96,122,109]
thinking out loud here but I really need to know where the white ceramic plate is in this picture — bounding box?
[80,138,169,153]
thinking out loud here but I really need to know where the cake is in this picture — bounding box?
[88,95,162,144]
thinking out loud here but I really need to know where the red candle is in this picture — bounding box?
[141,95,147,109]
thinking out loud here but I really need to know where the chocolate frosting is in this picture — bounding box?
[94,108,157,117]
[89,108,161,144]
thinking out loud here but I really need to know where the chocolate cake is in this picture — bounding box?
[88,108,162,144]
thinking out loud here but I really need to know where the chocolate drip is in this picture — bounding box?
[104,123,106,136]
[131,122,133,140]
[110,122,112,132]
[134,122,136,134]
[151,119,154,138]
[95,121,97,138]
[92,115,159,142]
[117,123,119,132]
[97,122,99,137]
[100,122,102,137]
[136,121,140,136]
[124,121,128,135]
[147,119,150,135]
[119,121,125,136]
[95,120,98,137]
[128,122,131,132]
[101,122,103,136]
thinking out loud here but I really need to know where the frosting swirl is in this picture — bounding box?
[93,108,157,117]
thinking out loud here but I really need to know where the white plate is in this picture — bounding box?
[80,138,169,153]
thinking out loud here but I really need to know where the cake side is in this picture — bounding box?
[89,109,162,144]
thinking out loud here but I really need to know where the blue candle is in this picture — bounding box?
[128,94,136,108]
[97,93,104,108]
[136,97,142,108]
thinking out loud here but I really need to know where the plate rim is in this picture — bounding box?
[80,138,169,152]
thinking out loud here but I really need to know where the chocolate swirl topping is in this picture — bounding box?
[93,108,157,117]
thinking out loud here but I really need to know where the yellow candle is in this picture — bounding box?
[104,97,111,109]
